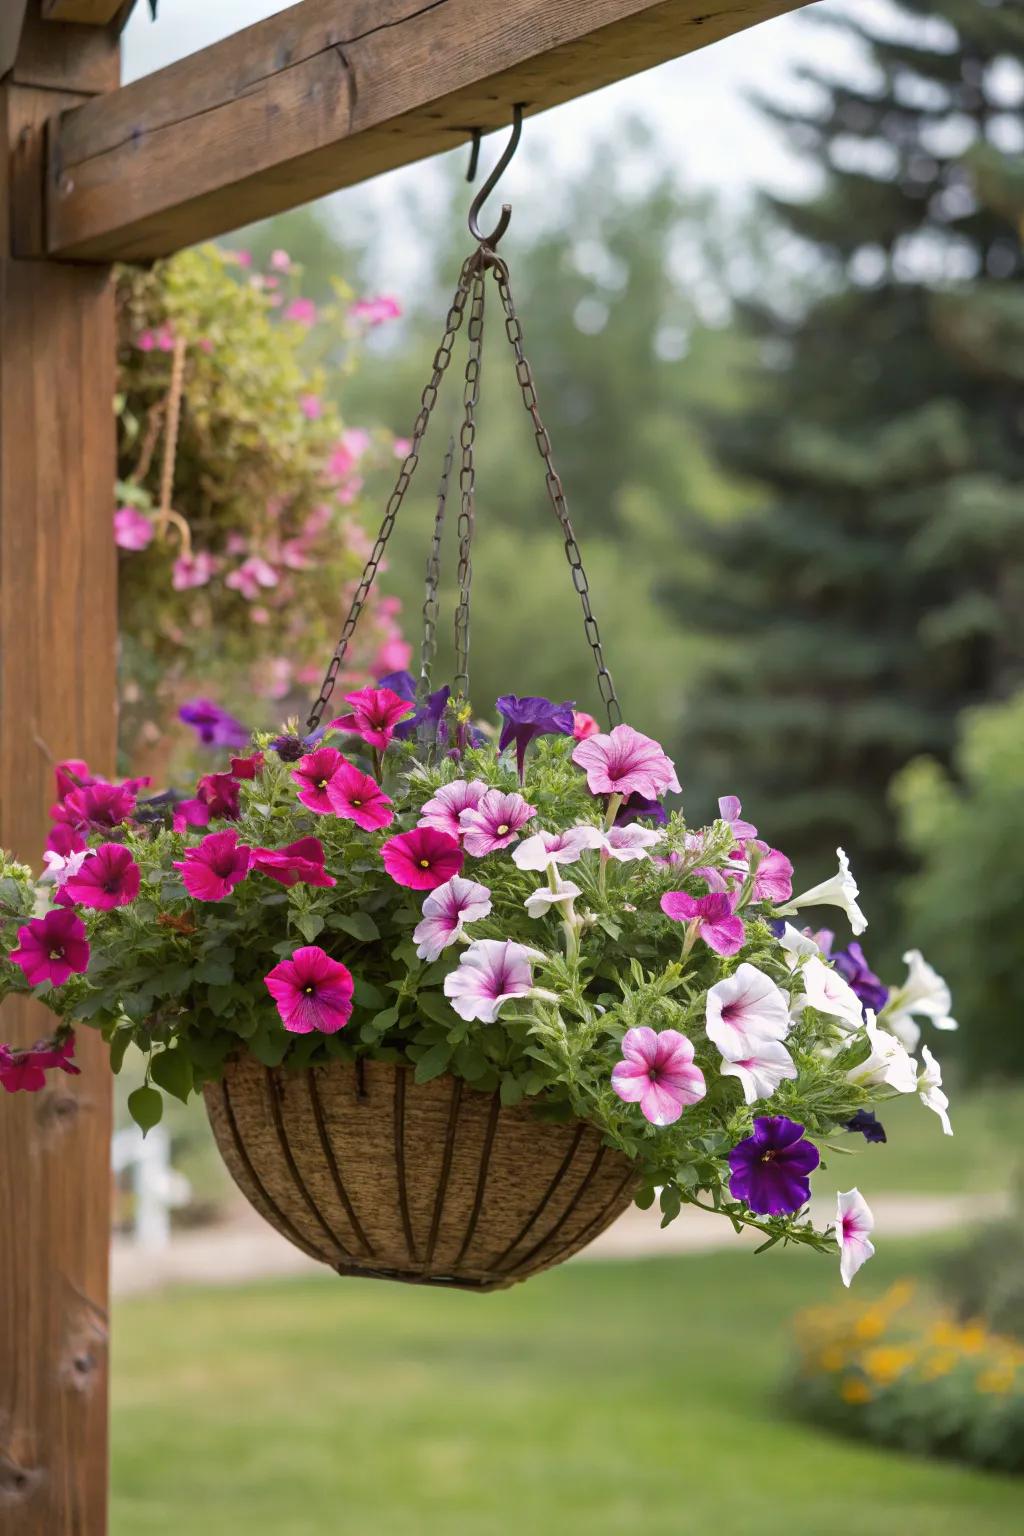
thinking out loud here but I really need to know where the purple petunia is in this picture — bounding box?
[831,942,889,1016]
[728,1116,820,1215]
[179,699,251,750]
[496,695,574,782]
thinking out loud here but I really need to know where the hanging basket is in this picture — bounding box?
[205,1055,637,1290]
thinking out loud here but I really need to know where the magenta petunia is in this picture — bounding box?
[174,829,251,902]
[10,909,90,987]
[459,789,537,857]
[250,837,337,889]
[173,798,211,833]
[114,506,153,551]
[413,875,492,962]
[328,685,415,750]
[195,771,241,820]
[572,711,600,740]
[660,889,745,956]
[750,845,794,904]
[46,820,88,859]
[418,779,488,841]
[229,752,265,781]
[264,946,354,1034]
[64,843,141,910]
[326,762,394,831]
[0,1033,81,1094]
[572,723,681,802]
[57,780,138,836]
[54,758,97,803]
[381,827,463,890]
[291,747,348,814]
[718,794,758,842]
[611,1026,706,1126]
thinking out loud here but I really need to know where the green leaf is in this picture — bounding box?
[659,1184,682,1228]
[150,1047,193,1103]
[416,991,455,1026]
[127,1085,163,1136]
[150,963,193,997]
[634,1186,656,1211]
[294,911,325,944]
[333,912,379,942]
[370,1006,400,1032]
[108,1028,134,1075]
[194,957,233,986]
[352,978,386,1010]
[413,1043,452,1084]
[499,1075,524,1107]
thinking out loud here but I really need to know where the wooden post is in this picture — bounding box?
[0,10,120,1534]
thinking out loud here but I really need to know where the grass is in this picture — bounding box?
[111,1241,1021,1536]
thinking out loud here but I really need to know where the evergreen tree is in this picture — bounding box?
[667,0,1024,944]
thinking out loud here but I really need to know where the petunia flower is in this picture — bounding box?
[174,829,251,902]
[291,747,347,815]
[795,956,865,1033]
[250,837,337,889]
[173,798,211,833]
[443,939,545,1023]
[226,555,279,600]
[41,845,93,892]
[284,297,318,327]
[572,723,681,803]
[380,827,463,890]
[64,843,141,910]
[846,1016,917,1094]
[114,506,153,551]
[10,909,90,987]
[512,825,604,871]
[728,1116,820,1216]
[918,1044,953,1136]
[0,1033,81,1094]
[57,781,137,836]
[172,550,216,590]
[524,879,583,920]
[719,1038,798,1107]
[329,685,415,750]
[229,752,265,781]
[748,846,794,904]
[831,941,889,1016]
[300,393,323,420]
[413,875,492,961]
[775,847,867,936]
[836,1189,876,1286]
[54,759,98,802]
[881,950,957,1049]
[178,698,250,749]
[194,771,241,820]
[718,795,758,842]
[598,824,662,863]
[660,889,744,956]
[611,1026,706,1126]
[775,922,821,969]
[376,671,451,744]
[418,779,488,841]
[264,946,354,1034]
[705,963,791,1054]
[845,1109,887,1144]
[615,793,669,827]
[496,695,574,782]
[572,711,599,740]
[325,762,394,831]
[349,295,402,325]
[460,789,537,858]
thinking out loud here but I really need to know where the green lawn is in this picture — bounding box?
[111,1242,1021,1536]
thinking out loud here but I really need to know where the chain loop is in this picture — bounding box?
[306,252,481,732]
[419,436,454,700]
[453,265,486,701]
[486,253,622,727]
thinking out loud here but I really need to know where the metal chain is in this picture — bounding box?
[306,252,481,732]
[418,436,454,700]
[486,253,622,727]
[453,265,486,701]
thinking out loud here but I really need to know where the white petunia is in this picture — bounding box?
[524,880,583,920]
[40,847,93,889]
[705,963,791,1055]
[776,922,821,970]
[917,1043,953,1136]
[882,949,958,1044]
[719,1038,798,1106]
[598,824,663,863]
[797,956,864,1033]
[512,825,604,872]
[775,847,867,936]
[836,1189,875,1287]
[846,1016,918,1094]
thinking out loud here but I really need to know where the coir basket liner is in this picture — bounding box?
[204,1055,637,1291]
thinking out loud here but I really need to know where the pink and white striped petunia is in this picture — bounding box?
[660,889,744,956]
[836,1188,875,1287]
[611,1027,706,1126]
[418,779,489,841]
[443,939,544,1023]
[512,825,604,871]
[796,956,864,1033]
[598,823,662,863]
[718,794,758,842]
[413,875,492,962]
[705,963,791,1054]
[460,789,537,857]
[718,1038,797,1107]
[572,723,681,802]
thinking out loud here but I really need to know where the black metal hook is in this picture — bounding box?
[467,104,525,250]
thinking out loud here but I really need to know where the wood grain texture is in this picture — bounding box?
[42,1,125,21]
[205,1057,637,1290]
[0,41,118,1536]
[8,4,121,94]
[0,3,30,81]
[45,0,810,261]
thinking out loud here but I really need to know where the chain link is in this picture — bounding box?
[306,253,481,732]
[453,265,486,701]
[418,436,454,700]
[487,253,622,727]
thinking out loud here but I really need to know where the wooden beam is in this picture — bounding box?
[41,2,124,22]
[43,0,808,263]
[0,2,30,79]
[0,34,119,1536]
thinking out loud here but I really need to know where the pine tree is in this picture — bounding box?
[668,0,1024,945]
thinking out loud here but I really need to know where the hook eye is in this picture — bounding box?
[467,104,525,250]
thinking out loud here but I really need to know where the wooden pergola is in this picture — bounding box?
[0,1,806,1529]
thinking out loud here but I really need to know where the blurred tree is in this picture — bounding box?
[664,0,1024,944]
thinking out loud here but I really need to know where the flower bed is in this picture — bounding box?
[790,1282,1024,1473]
[0,685,961,1282]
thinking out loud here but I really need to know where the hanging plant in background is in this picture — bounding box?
[114,245,410,778]
[0,116,959,1292]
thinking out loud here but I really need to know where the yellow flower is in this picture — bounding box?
[853,1310,886,1342]
[976,1364,1018,1396]
[862,1345,915,1385]
[920,1350,959,1381]
[841,1376,873,1405]
[818,1346,848,1373]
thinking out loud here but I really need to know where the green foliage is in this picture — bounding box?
[893,693,1024,1080]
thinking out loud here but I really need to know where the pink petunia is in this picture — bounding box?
[349,295,402,325]
[572,724,680,802]
[0,1033,81,1094]
[172,550,216,590]
[325,762,394,831]
[380,827,463,890]
[413,875,493,961]
[56,781,138,836]
[660,889,744,956]
[174,829,251,902]
[45,821,88,859]
[195,771,241,820]
[250,837,337,889]
[114,506,153,551]
[64,843,141,910]
[611,1027,706,1126]
[460,789,537,858]
[269,248,292,272]
[292,748,348,815]
[718,795,758,842]
[750,845,794,904]
[226,556,278,601]
[443,939,544,1023]
[264,946,354,1035]
[299,393,323,420]
[418,779,489,841]
[10,909,90,987]
[284,297,318,327]
[229,752,265,781]
[54,759,96,803]
[173,798,211,833]
[836,1189,876,1287]
[598,824,662,863]
[572,711,600,740]
[328,686,415,750]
